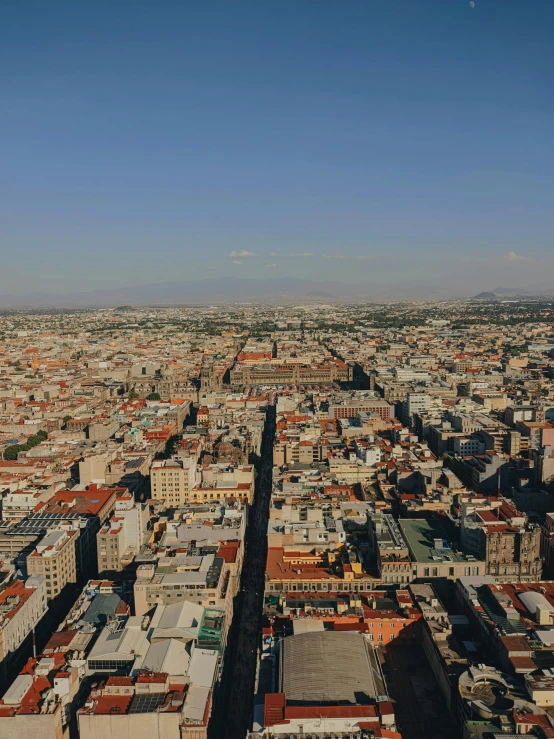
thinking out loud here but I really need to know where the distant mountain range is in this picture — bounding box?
[2,279,552,309]
[0,277,467,308]
[474,286,554,299]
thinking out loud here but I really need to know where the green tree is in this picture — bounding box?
[3,429,48,460]
[146,392,161,401]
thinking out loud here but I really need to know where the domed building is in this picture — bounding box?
[458,664,549,739]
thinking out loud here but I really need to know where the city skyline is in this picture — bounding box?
[1,300,554,739]
[3,4,554,737]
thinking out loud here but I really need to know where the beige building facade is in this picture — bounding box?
[150,458,197,506]
[26,529,78,600]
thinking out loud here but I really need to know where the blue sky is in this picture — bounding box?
[1,0,553,294]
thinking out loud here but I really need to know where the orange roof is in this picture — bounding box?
[286,705,378,720]
[44,487,117,516]
[106,677,135,688]
[264,692,285,726]
[92,695,132,715]
[0,580,35,620]
[477,509,498,522]
[136,671,167,683]
[218,541,239,563]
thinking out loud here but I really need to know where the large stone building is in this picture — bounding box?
[129,365,197,401]
[328,397,392,420]
[460,499,542,581]
[200,355,220,393]
[264,546,381,596]
[230,358,351,388]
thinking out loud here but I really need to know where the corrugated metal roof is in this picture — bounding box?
[279,631,379,704]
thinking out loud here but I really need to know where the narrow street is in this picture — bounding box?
[210,403,276,739]
[382,644,459,739]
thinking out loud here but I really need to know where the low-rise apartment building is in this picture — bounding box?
[150,458,197,506]
[97,492,147,575]
[134,552,229,618]
[0,576,47,663]
[26,528,79,600]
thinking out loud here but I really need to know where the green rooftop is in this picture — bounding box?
[399,518,467,564]
[198,607,225,652]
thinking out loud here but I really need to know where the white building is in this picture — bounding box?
[0,575,47,662]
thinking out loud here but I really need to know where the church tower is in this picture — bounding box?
[200,356,216,393]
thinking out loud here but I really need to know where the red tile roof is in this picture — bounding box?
[106,676,134,686]
[264,692,285,726]
[218,541,240,563]
[92,695,132,715]
[285,705,378,720]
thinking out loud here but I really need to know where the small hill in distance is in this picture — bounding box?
[473,291,498,299]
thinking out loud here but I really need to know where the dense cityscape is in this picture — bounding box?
[2,0,553,735]
[0,299,553,738]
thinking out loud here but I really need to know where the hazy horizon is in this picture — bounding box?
[1,275,553,309]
